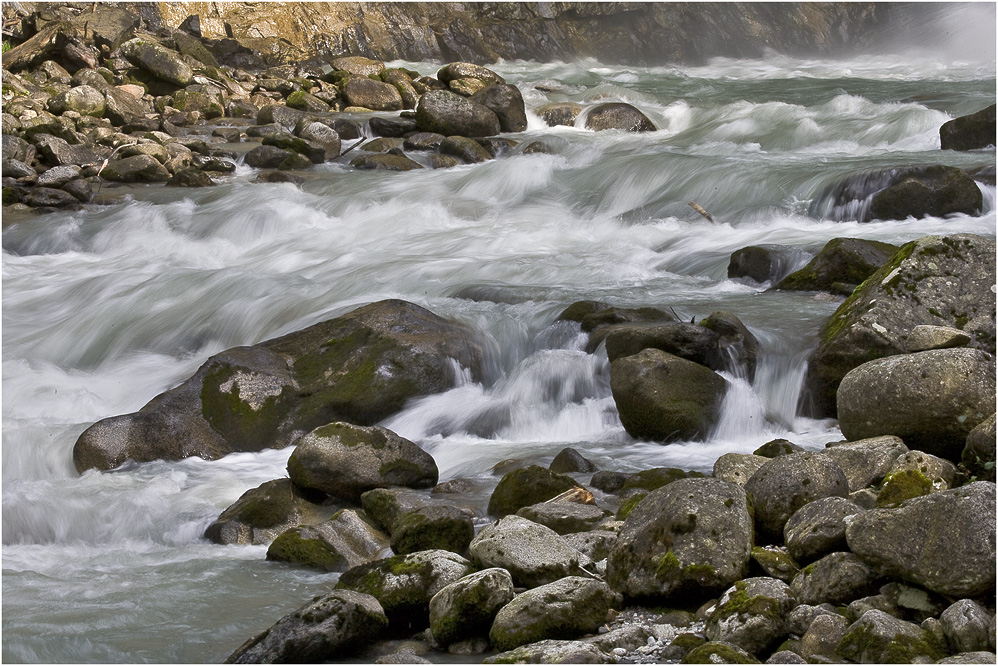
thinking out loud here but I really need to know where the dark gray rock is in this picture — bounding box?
[428,568,515,647]
[699,311,761,380]
[2,158,36,179]
[342,77,403,111]
[485,640,612,664]
[799,613,849,663]
[369,116,417,137]
[118,38,193,87]
[837,349,995,461]
[774,237,899,296]
[940,599,995,654]
[584,103,656,132]
[728,245,786,283]
[745,452,849,539]
[415,90,501,138]
[845,482,996,597]
[963,413,996,483]
[23,186,80,207]
[244,144,299,169]
[784,496,864,564]
[98,154,170,182]
[36,164,82,187]
[203,478,335,546]
[47,85,106,117]
[791,552,883,606]
[549,447,597,474]
[359,487,430,534]
[869,165,983,220]
[836,609,947,663]
[350,153,424,171]
[390,505,474,555]
[515,502,611,535]
[821,436,908,492]
[602,322,722,367]
[256,104,307,132]
[940,104,996,151]
[439,135,492,163]
[437,62,505,85]
[470,84,527,132]
[539,102,582,127]
[487,465,583,517]
[33,133,102,168]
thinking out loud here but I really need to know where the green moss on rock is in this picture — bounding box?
[617,492,647,520]
[876,469,933,507]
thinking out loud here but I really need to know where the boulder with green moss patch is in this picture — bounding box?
[265,508,389,571]
[680,640,761,664]
[745,452,849,539]
[607,478,752,601]
[203,478,336,546]
[487,465,584,517]
[774,237,899,296]
[791,551,883,606]
[836,609,947,663]
[821,436,908,492]
[805,234,996,417]
[428,568,515,647]
[390,505,474,555]
[750,547,800,583]
[845,482,996,597]
[705,577,796,654]
[469,515,592,588]
[484,640,612,664]
[489,576,620,652]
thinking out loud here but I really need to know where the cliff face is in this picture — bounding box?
[3,2,895,67]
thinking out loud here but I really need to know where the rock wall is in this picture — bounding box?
[5,2,895,65]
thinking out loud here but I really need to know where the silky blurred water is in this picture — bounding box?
[3,43,995,663]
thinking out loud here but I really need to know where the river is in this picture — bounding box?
[3,38,996,664]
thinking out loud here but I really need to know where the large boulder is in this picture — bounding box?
[845,482,996,597]
[390,505,474,555]
[774,237,900,296]
[939,599,995,654]
[610,348,727,442]
[745,452,849,539]
[488,576,619,652]
[602,322,722,366]
[428,568,515,647]
[468,515,592,588]
[487,465,583,517]
[607,478,753,601]
[704,577,797,655]
[869,165,983,220]
[836,609,947,664]
[265,508,390,571]
[515,502,611,536]
[47,85,106,117]
[118,38,193,87]
[790,551,883,606]
[837,349,995,460]
[359,487,430,534]
[470,84,527,132]
[784,496,864,564]
[99,154,172,182]
[342,77,403,111]
[584,103,656,132]
[203,478,335,546]
[940,104,996,151]
[804,234,996,417]
[286,423,438,502]
[73,300,484,472]
[225,589,388,664]
[415,90,501,138]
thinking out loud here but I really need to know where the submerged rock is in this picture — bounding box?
[774,237,899,296]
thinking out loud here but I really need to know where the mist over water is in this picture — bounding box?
[3,40,995,663]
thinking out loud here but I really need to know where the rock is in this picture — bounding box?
[836,609,947,663]
[784,497,864,564]
[539,102,582,127]
[940,104,996,151]
[415,90,501,138]
[100,154,171,182]
[774,238,900,296]
[266,508,390,571]
[403,132,445,151]
[705,577,797,654]
[485,640,612,664]
[754,439,805,458]
[765,650,806,664]
[821,436,908,492]
[489,576,619,652]
[336,549,476,632]
[607,478,753,601]
[845,482,996,597]
[437,62,505,86]
[787,604,841,637]
[3,135,36,165]
[225,589,388,664]
[745,452,849,539]
[963,413,996,483]
[382,70,420,109]
[940,599,995,654]
[35,165,81,188]
[439,135,492,163]
[886,450,956,491]
[244,144,301,169]
[369,116,418,138]
[550,447,597,474]
[837,349,995,461]
[256,104,307,132]
[872,164,983,220]
[390,505,474,555]
[713,453,769,487]
[938,652,998,663]
[342,77,403,111]
[468,515,592,588]
[487,465,583,517]
[23,186,80,208]
[34,134,101,167]
[428,568,515,647]
[515,503,611,535]
[296,122,341,160]
[47,85,106,117]
[791,552,883,606]
[332,56,385,77]
[351,153,424,171]
[62,178,93,202]
[563,530,618,563]
[590,471,628,493]
[619,468,704,495]
[907,324,973,352]
[118,38,193,88]
[805,234,996,417]
[359,487,430,534]
[76,6,140,52]
[287,422,438,502]
[262,134,327,164]
[584,103,656,132]
[73,300,483,472]
[285,90,329,113]
[2,158,36,179]
[681,641,761,664]
[602,322,722,367]
[699,311,761,380]
[728,245,788,283]
[799,613,849,662]
[203,478,334,546]
[750,547,800,584]
[470,84,527,132]
[610,349,727,442]
[559,301,676,333]
[165,167,215,187]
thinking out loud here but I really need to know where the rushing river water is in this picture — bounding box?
[3,39,996,664]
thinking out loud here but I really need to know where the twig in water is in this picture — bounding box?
[688,200,715,223]
[339,138,369,158]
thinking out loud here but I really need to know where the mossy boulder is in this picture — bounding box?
[265,509,389,571]
[439,135,493,163]
[487,465,583,517]
[100,154,171,182]
[699,311,761,380]
[226,589,388,664]
[390,505,474,555]
[287,422,438,502]
[468,515,592,588]
[488,576,620,652]
[47,84,105,116]
[804,234,996,417]
[704,577,797,655]
[428,568,515,647]
[940,104,996,151]
[607,478,753,601]
[680,641,761,664]
[790,552,883,607]
[602,322,722,366]
[359,487,431,534]
[750,546,800,583]
[821,436,909,492]
[745,452,849,539]
[799,613,849,662]
[203,478,335,546]
[610,349,727,442]
[469,83,527,132]
[754,439,805,458]
[837,349,995,461]
[875,469,933,507]
[558,300,676,334]
[845,482,996,597]
[869,165,983,220]
[836,609,947,663]
[774,237,900,296]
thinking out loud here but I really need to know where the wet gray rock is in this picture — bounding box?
[23,186,79,207]
[98,154,172,182]
[845,482,997,597]
[821,436,908,492]
[470,84,527,132]
[489,576,619,652]
[415,90,501,138]
[705,577,797,654]
[602,322,722,367]
[428,568,515,647]
[563,530,618,563]
[610,348,727,442]
[549,447,597,474]
[203,478,335,546]
[2,158,36,179]
[515,502,611,535]
[359,487,430,534]
[287,423,438,502]
[469,515,592,588]
[331,56,385,77]
[784,496,864,564]
[940,599,995,654]
[437,62,505,86]
[403,132,446,151]
[787,603,841,637]
[33,133,102,167]
[791,552,883,607]
[837,349,995,461]
[713,453,769,487]
[487,465,583,517]
[836,609,947,663]
[584,103,656,132]
[963,413,996,483]
[226,589,388,664]
[940,104,996,151]
[244,144,305,169]
[774,237,899,296]
[869,164,983,220]
[728,245,786,283]
[351,153,424,171]
[745,452,849,538]
[256,104,307,132]
[266,508,390,572]
[390,505,474,555]
[607,478,752,601]
[699,311,761,380]
[440,135,492,163]
[539,102,582,128]
[805,234,996,417]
